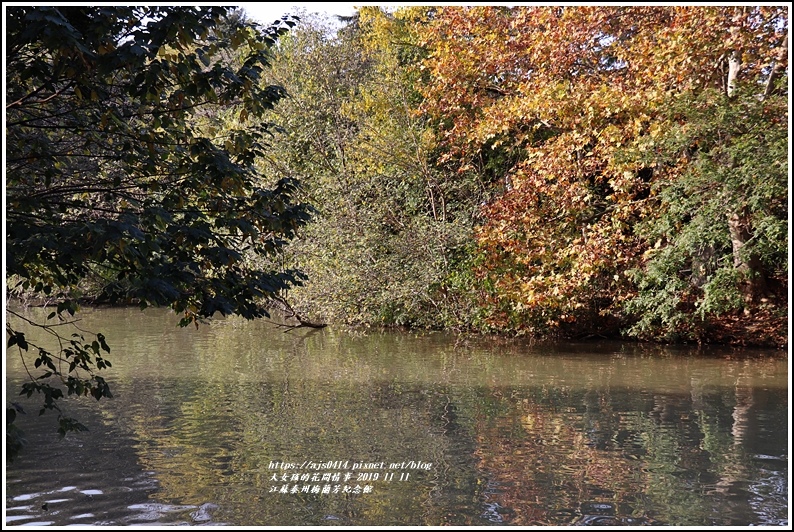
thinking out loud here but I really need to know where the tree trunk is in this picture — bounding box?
[726,49,741,98]
[762,28,788,100]
[723,29,768,303]
[727,208,767,302]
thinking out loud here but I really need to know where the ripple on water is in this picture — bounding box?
[5,474,162,527]
[11,493,42,502]
[125,502,198,523]
[190,503,219,523]
[6,506,33,512]
[5,515,38,524]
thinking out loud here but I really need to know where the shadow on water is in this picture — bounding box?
[5,307,789,526]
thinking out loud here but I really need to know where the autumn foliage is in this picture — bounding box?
[413,6,788,343]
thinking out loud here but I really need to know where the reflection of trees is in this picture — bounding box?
[467,374,788,526]
[470,387,653,525]
[107,322,491,525]
[7,309,787,526]
[690,358,788,525]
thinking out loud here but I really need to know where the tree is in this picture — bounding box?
[618,7,788,342]
[5,6,310,458]
[414,6,787,342]
[415,6,659,335]
[260,8,484,329]
[624,83,788,342]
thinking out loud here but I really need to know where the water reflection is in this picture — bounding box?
[5,307,788,526]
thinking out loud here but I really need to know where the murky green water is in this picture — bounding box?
[4,307,789,526]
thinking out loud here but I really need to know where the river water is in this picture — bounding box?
[4,307,789,526]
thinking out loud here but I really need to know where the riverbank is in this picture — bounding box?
[7,289,788,351]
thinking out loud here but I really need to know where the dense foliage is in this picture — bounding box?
[414,6,788,342]
[258,9,485,329]
[257,6,787,345]
[6,6,309,458]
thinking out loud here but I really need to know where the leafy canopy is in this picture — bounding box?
[415,6,788,340]
[5,6,310,457]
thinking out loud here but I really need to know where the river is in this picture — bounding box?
[4,307,789,526]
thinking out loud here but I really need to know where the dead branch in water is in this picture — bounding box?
[270,295,327,332]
